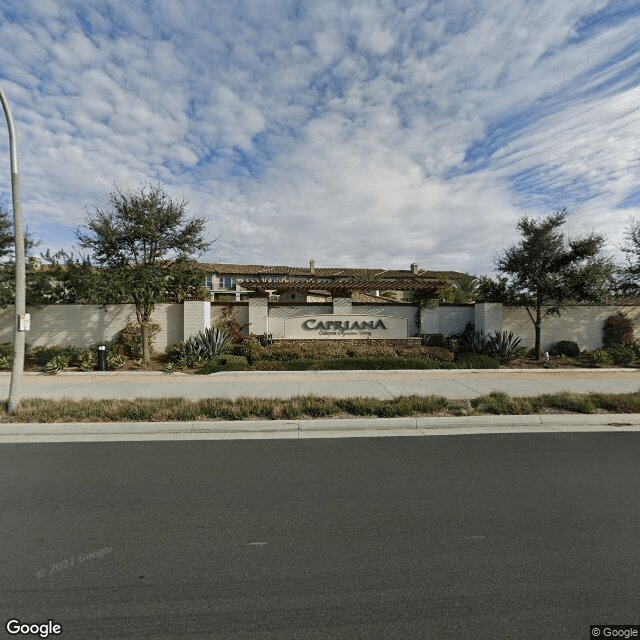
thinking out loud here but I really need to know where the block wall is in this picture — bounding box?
[502,305,640,352]
[0,303,183,350]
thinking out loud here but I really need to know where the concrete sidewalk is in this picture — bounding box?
[1,368,639,402]
[0,368,638,443]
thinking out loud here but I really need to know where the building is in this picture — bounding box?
[201,260,467,303]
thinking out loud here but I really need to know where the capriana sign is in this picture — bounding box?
[284,315,408,339]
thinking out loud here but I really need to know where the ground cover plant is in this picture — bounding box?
[4,390,640,423]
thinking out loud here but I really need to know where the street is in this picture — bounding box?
[1,433,639,639]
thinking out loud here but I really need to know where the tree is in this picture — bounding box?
[482,209,614,358]
[438,273,479,303]
[75,184,212,363]
[0,199,61,308]
[619,218,640,294]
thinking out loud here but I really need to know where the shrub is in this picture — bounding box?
[116,322,161,359]
[167,327,230,368]
[554,340,580,358]
[78,350,96,372]
[31,345,65,366]
[0,342,12,357]
[459,325,487,354]
[107,352,126,369]
[0,354,11,370]
[215,305,250,343]
[43,354,70,374]
[454,353,500,369]
[485,331,524,363]
[194,354,250,374]
[591,349,613,365]
[396,346,455,362]
[602,312,635,347]
[606,345,635,364]
[456,325,523,363]
[238,334,264,364]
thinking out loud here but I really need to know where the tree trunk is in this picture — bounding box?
[535,303,543,360]
[141,320,151,364]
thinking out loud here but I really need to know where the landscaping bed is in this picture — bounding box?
[3,390,640,423]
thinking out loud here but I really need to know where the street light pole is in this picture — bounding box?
[0,86,27,414]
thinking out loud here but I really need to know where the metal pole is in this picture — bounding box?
[0,87,26,415]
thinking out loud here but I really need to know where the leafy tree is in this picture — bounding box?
[75,184,212,363]
[480,209,614,358]
[619,218,640,294]
[0,200,62,308]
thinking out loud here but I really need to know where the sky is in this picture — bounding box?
[0,0,639,276]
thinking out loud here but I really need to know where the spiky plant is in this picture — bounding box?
[485,331,524,363]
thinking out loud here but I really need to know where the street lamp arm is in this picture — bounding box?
[0,88,19,174]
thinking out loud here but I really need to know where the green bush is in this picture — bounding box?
[194,354,250,374]
[43,354,70,374]
[107,352,126,369]
[232,334,263,364]
[602,312,635,347]
[0,342,12,357]
[591,349,613,365]
[606,345,635,364]
[78,350,96,372]
[116,322,161,359]
[396,346,455,362]
[31,345,87,368]
[454,353,501,369]
[167,327,230,368]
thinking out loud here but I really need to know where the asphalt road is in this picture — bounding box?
[1,433,639,639]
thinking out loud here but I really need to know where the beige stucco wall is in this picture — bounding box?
[2,302,637,353]
[0,304,183,350]
[502,305,640,352]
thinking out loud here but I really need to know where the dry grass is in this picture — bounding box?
[3,389,639,423]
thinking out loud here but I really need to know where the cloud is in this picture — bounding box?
[0,0,637,275]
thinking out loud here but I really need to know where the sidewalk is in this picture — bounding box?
[0,368,639,442]
[1,368,639,401]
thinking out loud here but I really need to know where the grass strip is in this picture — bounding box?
[2,389,640,423]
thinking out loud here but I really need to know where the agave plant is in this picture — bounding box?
[459,326,488,355]
[485,331,523,363]
[170,327,231,367]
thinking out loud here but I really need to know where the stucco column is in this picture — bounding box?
[183,300,210,341]
[248,296,269,335]
[474,302,503,334]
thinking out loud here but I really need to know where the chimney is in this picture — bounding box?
[310,259,315,275]
[410,263,418,274]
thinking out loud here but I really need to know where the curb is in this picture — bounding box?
[0,368,637,377]
[2,413,640,436]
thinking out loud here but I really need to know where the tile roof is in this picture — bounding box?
[200,262,467,280]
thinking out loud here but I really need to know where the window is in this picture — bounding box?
[205,275,214,290]
[219,276,236,290]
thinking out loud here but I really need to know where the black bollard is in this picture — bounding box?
[98,345,107,371]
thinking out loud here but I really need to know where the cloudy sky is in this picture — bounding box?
[0,0,639,275]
